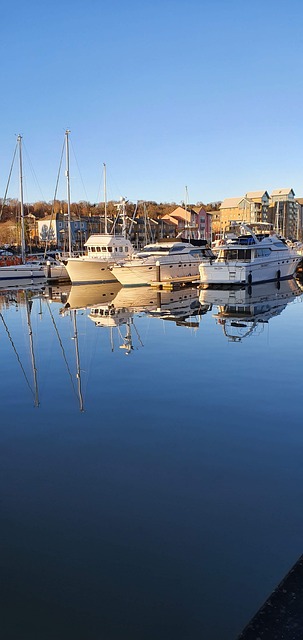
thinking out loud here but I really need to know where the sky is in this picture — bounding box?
[1,0,303,206]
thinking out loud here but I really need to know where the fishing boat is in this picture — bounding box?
[199,223,301,286]
[65,165,135,284]
[110,239,214,287]
[65,232,134,284]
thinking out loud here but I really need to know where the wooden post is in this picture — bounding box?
[156,260,161,283]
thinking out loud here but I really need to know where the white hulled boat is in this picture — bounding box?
[110,240,214,287]
[0,136,46,286]
[199,224,301,286]
[25,256,69,281]
[65,234,134,284]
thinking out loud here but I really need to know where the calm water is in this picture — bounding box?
[1,277,303,640]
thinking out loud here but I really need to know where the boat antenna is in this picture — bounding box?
[17,135,26,264]
[103,162,108,233]
[65,129,72,256]
[121,197,127,238]
[185,185,189,211]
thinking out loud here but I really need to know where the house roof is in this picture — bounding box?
[161,214,178,226]
[271,188,295,197]
[245,191,269,199]
[162,206,191,223]
[220,198,242,209]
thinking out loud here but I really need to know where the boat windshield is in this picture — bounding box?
[139,246,170,253]
[219,248,253,261]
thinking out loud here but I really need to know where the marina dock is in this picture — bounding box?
[150,275,197,290]
[237,554,303,639]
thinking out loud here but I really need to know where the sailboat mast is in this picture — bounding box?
[17,135,26,263]
[103,162,107,233]
[25,292,39,408]
[72,310,84,412]
[65,129,72,256]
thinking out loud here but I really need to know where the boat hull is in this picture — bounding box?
[111,258,202,286]
[199,256,301,285]
[65,258,118,284]
[0,264,46,287]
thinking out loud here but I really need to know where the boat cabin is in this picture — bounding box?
[137,242,214,259]
[85,234,133,258]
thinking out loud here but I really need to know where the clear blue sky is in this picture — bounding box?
[1,0,303,205]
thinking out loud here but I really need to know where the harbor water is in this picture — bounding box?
[1,278,303,639]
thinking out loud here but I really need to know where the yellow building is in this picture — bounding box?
[219,191,269,233]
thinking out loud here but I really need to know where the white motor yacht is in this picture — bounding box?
[199,225,302,286]
[110,240,214,286]
[64,234,134,284]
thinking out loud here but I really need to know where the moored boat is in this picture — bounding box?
[65,234,134,284]
[200,224,301,286]
[110,240,214,287]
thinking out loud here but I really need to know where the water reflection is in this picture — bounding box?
[199,278,303,342]
[1,278,302,410]
[88,285,209,327]
[1,278,303,638]
[0,288,40,406]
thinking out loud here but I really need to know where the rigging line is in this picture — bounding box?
[22,141,45,202]
[0,312,34,396]
[44,299,78,400]
[70,138,89,202]
[132,320,144,347]
[0,142,18,221]
[44,138,65,258]
[95,163,105,204]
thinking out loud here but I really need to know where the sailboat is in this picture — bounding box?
[0,135,46,287]
[65,164,134,284]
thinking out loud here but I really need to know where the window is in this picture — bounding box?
[97,247,101,252]
[119,247,123,252]
[102,247,107,252]
[256,248,271,257]
[91,247,96,252]
[125,247,128,252]
[108,246,113,252]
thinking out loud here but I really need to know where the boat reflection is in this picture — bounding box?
[98,286,210,328]
[0,288,41,406]
[54,282,122,313]
[199,278,303,342]
[86,285,209,352]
